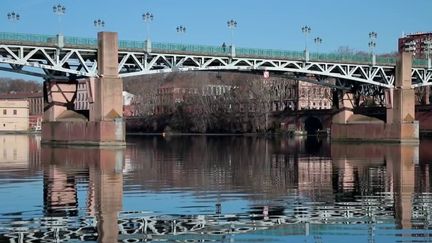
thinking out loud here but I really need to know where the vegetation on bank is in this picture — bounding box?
[124,72,289,134]
[0,78,41,93]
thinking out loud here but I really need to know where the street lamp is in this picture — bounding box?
[227,19,237,46]
[227,19,237,57]
[301,25,312,61]
[53,4,66,49]
[176,25,186,34]
[94,19,105,29]
[142,12,154,53]
[53,4,66,34]
[7,12,20,22]
[7,12,20,32]
[314,37,323,58]
[368,31,377,66]
[176,25,186,32]
[142,12,154,40]
[423,39,432,69]
[176,25,186,47]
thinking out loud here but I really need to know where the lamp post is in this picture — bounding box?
[176,25,186,34]
[314,37,322,59]
[176,25,186,48]
[7,11,20,23]
[368,32,377,66]
[53,4,66,49]
[142,12,154,40]
[301,25,312,62]
[423,39,432,69]
[142,12,154,52]
[53,4,66,34]
[7,12,20,32]
[227,19,237,57]
[94,19,105,30]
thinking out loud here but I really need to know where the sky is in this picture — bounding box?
[1,0,432,79]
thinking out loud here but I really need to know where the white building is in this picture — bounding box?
[0,100,29,132]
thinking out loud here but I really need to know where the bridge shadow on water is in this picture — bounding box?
[0,135,431,242]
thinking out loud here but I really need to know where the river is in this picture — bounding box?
[0,134,431,242]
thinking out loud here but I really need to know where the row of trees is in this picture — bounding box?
[0,78,42,93]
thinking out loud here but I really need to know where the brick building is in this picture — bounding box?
[297,81,332,110]
[153,78,331,114]
[398,32,432,58]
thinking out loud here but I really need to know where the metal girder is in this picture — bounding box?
[118,52,398,88]
[0,44,97,78]
[1,43,432,89]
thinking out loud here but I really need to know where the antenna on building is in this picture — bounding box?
[401,31,405,38]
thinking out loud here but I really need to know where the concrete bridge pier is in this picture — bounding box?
[331,52,419,143]
[42,32,125,146]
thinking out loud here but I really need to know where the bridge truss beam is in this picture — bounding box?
[0,43,432,88]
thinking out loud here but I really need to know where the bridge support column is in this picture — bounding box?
[331,52,419,143]
[42,32,126,146]
[332,92,354,124]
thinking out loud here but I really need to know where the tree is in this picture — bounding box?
[0,78,42,93]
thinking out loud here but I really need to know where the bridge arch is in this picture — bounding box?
[304,116,323,135]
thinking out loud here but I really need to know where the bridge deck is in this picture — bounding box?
[0,32,428,67]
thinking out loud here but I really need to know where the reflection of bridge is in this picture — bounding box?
[1,138,431,242]
[4,193,432,242]
[0,32,431,88]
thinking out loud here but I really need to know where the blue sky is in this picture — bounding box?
[1,0,431,55]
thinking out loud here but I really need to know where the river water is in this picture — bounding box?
[0,134,432,242]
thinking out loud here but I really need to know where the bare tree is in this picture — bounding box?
[0,78,42,93]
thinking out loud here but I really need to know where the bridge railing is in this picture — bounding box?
[152,42,227,56]
[64,36,97,48]
[0,32,428,67]
[0,32,57,46]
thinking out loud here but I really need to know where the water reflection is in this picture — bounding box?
[0,135,431,242]
[42,146,124,242]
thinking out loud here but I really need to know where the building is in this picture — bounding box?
[75,80,91,111]
[74,79,137,117]
[0,92,43,130]
[266,78,298,112]
[153,76,331,115]
[398,32,432,58]
[0,99,29,131]
[297,81,332,110]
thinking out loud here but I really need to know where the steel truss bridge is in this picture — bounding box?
[0,32,431,89]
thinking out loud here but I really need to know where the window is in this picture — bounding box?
[2,110,5,115]
[13,110,17,115]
